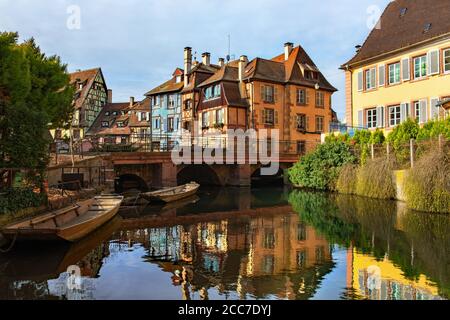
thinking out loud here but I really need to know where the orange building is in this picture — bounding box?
[194,43,337,154]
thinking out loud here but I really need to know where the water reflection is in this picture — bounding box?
[0,187,448,300]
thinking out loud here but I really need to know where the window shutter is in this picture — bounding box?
[378,65,385,87]
[371,68,376,89]
[296,90,299,104]
[376,106,385,128]
[428,50,440,75]
[401,58,410,81]
[430,98,439,119]
[358,110,364,127]
[261,109,265,124]
[400,103,408,123]
[305,116,309,131]
[261,85,265,101]
[357,71,363,91]
[274,110,279,125]
[274,87,278,103]
[305,90,310,104]
[419,99,428,124]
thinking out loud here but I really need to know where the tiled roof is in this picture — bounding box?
[70,68,102,110]
[198,65,239,87]
[242,46,336,91]
[145,76,184,96]
[343,0,450,67]
[188,62,220,75]
[86,102,130,136]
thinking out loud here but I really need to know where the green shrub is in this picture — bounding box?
[336,163,358,195]
[288,140,356,191]
[387,118,420,149]
[0,188,47,215]
[417,118,450,141]
[356,159,396,199]
[370,129,385,144]
[403,150,450,213]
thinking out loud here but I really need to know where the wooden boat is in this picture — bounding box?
[140,182,200,203]
[1,195,123,243]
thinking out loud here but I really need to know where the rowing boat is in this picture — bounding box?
[1,195,123,243]
[140,182,200,203]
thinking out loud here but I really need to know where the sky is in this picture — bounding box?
[0,0,392,121]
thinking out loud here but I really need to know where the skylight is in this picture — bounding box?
[424,23,432,33]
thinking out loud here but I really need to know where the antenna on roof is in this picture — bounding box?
[226,34,231,63]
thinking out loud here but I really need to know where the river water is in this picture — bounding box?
[0,187,448,300]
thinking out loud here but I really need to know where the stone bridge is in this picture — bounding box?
[100,151,299,192]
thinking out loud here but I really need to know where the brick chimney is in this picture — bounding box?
[284,42,294,60]
[238,55,248,82]
[107,89,112,103]
[202,52,211,66]
[218,58,225,67]
[184,47,192,87]
[129,96,135,107]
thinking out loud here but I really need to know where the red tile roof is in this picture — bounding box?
[86,102,130,136]
[145,76,184,96]
[343,0,450,67]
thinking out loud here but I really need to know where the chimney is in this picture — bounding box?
[184,47,192,87]
[129,96,135,107]
[239,55,248,82]
[107,89,113,103]
[202,52,211,66]
[218,58,225,67]
[284,42,294,60]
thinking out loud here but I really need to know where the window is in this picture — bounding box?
[72,129,80,140]
[176,75,182,83]
[414,101,420,119]
[296,114,307,131]
[365,68,376,90]
[366,108,377,129]
[414,55,427,79]
[297,223,307,241]
[423,23,432,33]
[117,122,124,128]
[297,89,306,105]
[154,118,160,130]
[204,84,221,101]
[444,49,450,73]
[263,228,275,249]
[101,121,109,128]
[140,112,147,121]
[400,7,407,17]
[315,116,324,132]
[153,96,160,107]
[389,105,401,127]
[55,129,62,139]
[216,108,224,124]
[388,62,401,84]
[168,117,174,132]
[264,109,275,125]
[184,99,191,110]
[168,95,176,108]
[262,85,275,103]
[202,112,209,128]
[112,111,118,116]
[105,111,110,116]
[316,91,324,107]
[297,251,307,268]
[297,141,306,155]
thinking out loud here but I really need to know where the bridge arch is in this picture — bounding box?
[177,164,223,186]
[251,165,285,186]
[115,173,149,193]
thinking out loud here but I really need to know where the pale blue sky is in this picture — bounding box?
[0,0,391,120]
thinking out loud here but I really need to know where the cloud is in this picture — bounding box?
[0,0,391,120]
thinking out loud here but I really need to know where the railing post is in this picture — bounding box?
[410,139,415,169]
[371,143,375,160]
[438,134,443,152]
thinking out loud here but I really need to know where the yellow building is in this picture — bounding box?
[341,0,450,132]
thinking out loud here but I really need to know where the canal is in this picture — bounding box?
[0,187,448,300]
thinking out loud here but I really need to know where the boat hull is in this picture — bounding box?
[141,183,200,203]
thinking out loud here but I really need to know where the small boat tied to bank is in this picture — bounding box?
[140,182,200,203]
[1,195,124,243]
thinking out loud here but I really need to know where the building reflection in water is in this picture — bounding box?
[115,209,335,300]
